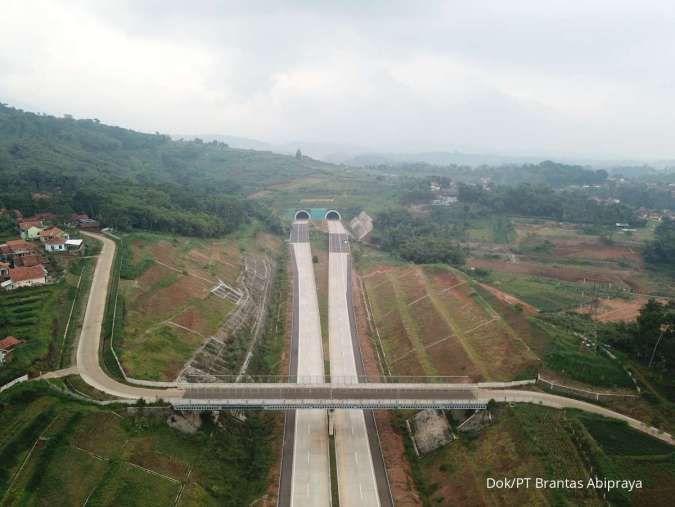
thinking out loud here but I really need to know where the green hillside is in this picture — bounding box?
[0,104,334,236]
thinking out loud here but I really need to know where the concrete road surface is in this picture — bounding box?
[289,222,331,507]
[327,220,381,507]
[76,232,186,400]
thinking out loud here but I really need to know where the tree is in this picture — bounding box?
[295,149,302,160]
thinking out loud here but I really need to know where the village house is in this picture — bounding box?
[0,336,25,353]
[0,239,46,266]
[19,221,45,240]
[65,238,84,254]
[1,264,48,290]
[44,236,67,253]
[71,213,100,230]
[0,336,25,365]
[21,212,57,224]
[37,226,69,243]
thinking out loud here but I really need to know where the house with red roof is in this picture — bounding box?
[19,220,45,240]
[2,264,48,290]
[38,226,68,243]
[0,336,25,352]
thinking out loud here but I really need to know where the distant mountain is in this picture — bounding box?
[174,134,367,162]
[173,134,675,171]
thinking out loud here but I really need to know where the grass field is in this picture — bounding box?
[399,404,674,506]
[468,216,674,301]
[117,232,243,380]
[480,271,631,313]
[0,383,278,507]
[361,262,540,381]
[0,254,95,385]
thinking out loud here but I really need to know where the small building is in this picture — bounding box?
[23,212,57,224]
[65,238,84,254]
[72,214,100,230]
[0,336,25,352]
[44,236,67,253]
[38,226,68,243]
[19,221,45,240]
[4,265,48,290]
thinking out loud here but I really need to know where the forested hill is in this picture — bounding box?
[0,104,333,236]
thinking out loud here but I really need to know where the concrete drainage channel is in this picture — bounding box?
[177,254,275,383]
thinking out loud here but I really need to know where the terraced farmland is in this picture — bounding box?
[0,258,93,384]
[0,383,279,506]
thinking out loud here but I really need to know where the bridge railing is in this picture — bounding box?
[180,374,478,384]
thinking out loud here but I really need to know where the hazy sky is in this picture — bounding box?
[2,0,675,159]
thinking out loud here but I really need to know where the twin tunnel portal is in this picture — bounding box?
[294,208,341,221]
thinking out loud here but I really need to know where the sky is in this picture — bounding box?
[1,0,675,160]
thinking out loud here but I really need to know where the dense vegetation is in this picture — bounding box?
[0,383,278,506]
[0,104,323,236]
[457,182,641,225]
[644,217,675,267]
[371,160,611,188]
[371,208,466,265]
[601,299,675,374]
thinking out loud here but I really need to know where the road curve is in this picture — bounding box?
[76,232,185,400]
[482,389,674,446]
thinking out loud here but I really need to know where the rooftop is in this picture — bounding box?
[10,264,47,282]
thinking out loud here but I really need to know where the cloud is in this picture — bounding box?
[1,0,674,159]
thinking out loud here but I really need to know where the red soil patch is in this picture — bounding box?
[577,296,650,323]
[149,241,182,266]
[551,240,642,264]
[469,258,642,290]
[172,308,205,333]
[143,276,209,319]
[136,263,170,288]
[478,282,538,315]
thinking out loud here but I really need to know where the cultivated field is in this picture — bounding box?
[467,217,674,317]
[0,255,95,384]
[0,383,279,506]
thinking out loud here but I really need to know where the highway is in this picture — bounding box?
[65,231,672,448]
[285,221,331,507]
[327,219,384,507]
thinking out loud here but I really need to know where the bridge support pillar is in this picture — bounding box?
[328,409,335,436]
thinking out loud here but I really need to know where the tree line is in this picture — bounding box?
[371,208,466,265]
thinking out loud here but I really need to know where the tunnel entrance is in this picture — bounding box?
[325,210,341,221]
[294,210,311,220]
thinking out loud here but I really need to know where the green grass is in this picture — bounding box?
[0,382,280,506]
[487,272,628,312]
[532,318,632,388]
[404,404,674,507]
[121,325,201,380]
[0,256,95,384]
[577,414,674,456]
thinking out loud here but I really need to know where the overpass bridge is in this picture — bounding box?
[170,382,489,410]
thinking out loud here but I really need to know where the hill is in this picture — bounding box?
[0,104,335,236]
